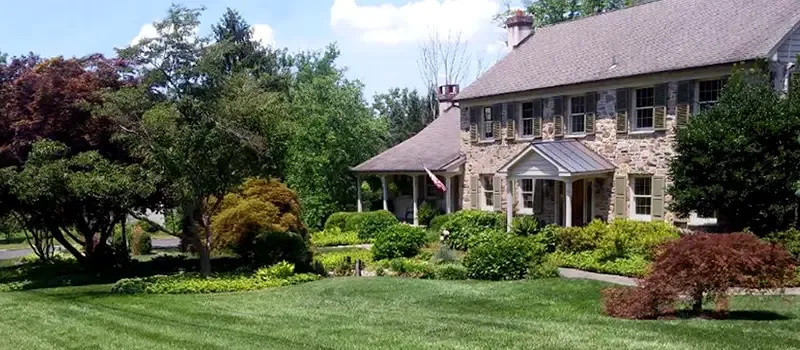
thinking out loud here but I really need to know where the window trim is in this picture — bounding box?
[695,78,724,112]
[567,95,587,136]
[629,175,653,222]
[481,175,494,211]
[519,102,535,138]
[518,178,535,215]
[482,107,494,140]
[632,86,656,132]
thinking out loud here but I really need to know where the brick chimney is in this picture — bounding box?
[437,84,459,116]
[506,9,533,49]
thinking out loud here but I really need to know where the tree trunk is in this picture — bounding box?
[692,289,704,315]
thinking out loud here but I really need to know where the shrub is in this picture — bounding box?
[428,213,452,233]
[766,228,800,261]
[533,224,560,253]
[434,263,468,280]
[371,224,427,260]
[313,249,372,275]
[244,231,313,270]
[602,286,675,320]
[324,212,351,231]
[602,233,796,319]
[357,210,399,240]
[547,251,650,277]
[463,235,544,281]
[344,212,367,232]
[255,261,295,279]
[375,258,433,278]
[310,228,363,247]
[210,178,307,261]
[131,226,152,256]
[136,220,160,234]
[441,210,505,250]
[554,219,678,259]
[527,259,560,279]
[110,272,320,294]
[511,215,541,236]
[417,202,442,227]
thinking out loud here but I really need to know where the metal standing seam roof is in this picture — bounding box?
[532,140,615,174]
[456,0,800,100]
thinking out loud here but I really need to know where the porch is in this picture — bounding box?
[497,140,616,230]
[356,171,463,225]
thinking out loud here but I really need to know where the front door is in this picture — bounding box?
[572,180,585,226]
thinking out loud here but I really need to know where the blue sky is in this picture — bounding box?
[0,0,519,99]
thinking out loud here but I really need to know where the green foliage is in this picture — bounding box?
[255,261,295,279]
[554,219,678,260]
[285,45,388,229]
[344,212,367,232]
[372,87,437,147]
[110,272,320,294]
[547,251,650,278]
[136,220,160,234]
[323,212,351,231]
[428,213,452,233]
[357,210,399,240]
[433,263,468,280]
[669,65,800,234]
[441,210,505,250]
[417,202,441,227]
[131,227,152,256]
[246,231,313,270]
[431,244,459,264]
[313,249,372,275]
[533,224,560,253]
[310,228,363,247]
[372,224,427,261]
[765,228,800,261]
[374,258,433,278]
[463,234,545,281]
[527,260,560,279]
[511,215,541,236]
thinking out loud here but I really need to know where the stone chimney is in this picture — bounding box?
[437,84,459,116]
[506,9,533,49]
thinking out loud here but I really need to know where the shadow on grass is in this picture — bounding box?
[671,310,793,321]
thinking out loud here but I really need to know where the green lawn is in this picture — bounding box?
[0,278,797,349]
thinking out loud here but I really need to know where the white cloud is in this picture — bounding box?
[330,0,499,45]
[130,24,158,46]
[485,40,507,55]
[251,24,276,47]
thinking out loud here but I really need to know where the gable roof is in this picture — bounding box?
[498,140,615,175]
[352,104,463,173]
[458,0,800,100]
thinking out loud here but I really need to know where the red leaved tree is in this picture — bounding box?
[604,233,796,319]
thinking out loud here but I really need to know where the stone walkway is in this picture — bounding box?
[558,267,800,295]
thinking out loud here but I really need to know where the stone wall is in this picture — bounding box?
[460,82,679,223]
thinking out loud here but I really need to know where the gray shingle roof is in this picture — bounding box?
[458,0,800,100]
[352,105,463,173]
[533,140,615,174]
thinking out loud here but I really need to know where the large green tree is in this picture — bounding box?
[495,0,651,28]
[373,87,436,147]
[668,65,800,234]
[107,5,290,275]
[285,45,388,229]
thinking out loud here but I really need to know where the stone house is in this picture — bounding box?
[354,0,800,229]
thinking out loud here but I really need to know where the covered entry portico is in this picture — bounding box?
[497,140,615,230]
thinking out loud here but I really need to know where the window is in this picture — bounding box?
[568,96,586,134]
[634,87,655,130]
[482,175,494,209]
[521,102,534,137]
[631,176,652,220]
[697,79,724,111]
[425,175,445,199]
[483,107,494,139]
[521,179,534,209]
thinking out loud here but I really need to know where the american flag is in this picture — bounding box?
[423,164,447,192]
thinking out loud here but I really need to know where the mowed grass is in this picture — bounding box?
[0,278,798,350]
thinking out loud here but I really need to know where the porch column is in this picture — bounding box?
[564,179,573,227]
[356,175,363,212]
[412,175,419,226]
[381,175,388,211]
[445,176,453,214]
[506,177,513,232]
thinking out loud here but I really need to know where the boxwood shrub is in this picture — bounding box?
[324,212,352,231]
[357,210,399,240]
[433,263,468,280]
[441,210,505,250]
[428,213,453,233]
[371,224,427,260]
[462,233,545,281]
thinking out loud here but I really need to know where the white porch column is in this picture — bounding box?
[445,176,453,214]
[506,177,513,232]
[356,175,363,212]
[564,179,573,227]
[381,175,388,211]
[412,175,419,226]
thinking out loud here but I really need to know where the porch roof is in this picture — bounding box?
[498,140,615,176]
